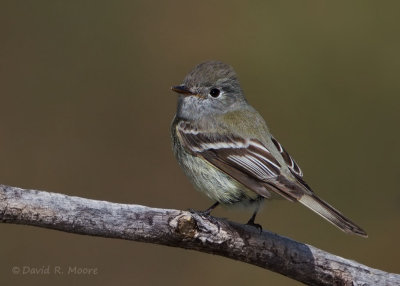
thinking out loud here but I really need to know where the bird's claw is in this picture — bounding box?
[246,220,263,233]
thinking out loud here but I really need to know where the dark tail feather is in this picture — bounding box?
[298,194,368,237]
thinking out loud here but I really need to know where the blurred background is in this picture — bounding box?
[0,1,399,285]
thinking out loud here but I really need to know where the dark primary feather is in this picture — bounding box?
[271,137,303,177]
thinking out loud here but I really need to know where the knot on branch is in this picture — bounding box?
[169,212,234,247]
[176,214,198,238]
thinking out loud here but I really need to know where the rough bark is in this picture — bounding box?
[0,184,398,285]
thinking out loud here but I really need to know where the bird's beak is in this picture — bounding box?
[171,85,194,96]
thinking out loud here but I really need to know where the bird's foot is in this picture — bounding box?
[188,202,219,217]
[188,204,221,230]
[246,219,263,233]
[188,208,212,216]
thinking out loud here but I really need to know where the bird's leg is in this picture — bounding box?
[246,207,263,232]
[202,201,220,215]
[189,201,219,216]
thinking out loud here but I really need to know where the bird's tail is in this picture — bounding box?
[298,194,368,237]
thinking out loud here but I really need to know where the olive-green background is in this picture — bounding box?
[1,1,399,285]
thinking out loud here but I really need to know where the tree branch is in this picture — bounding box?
[0,184,398,285]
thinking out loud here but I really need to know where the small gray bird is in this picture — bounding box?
[170,60,367,237]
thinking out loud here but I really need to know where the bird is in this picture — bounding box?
[170,60,367,237]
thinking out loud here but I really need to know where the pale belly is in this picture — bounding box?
[173,139,262,206]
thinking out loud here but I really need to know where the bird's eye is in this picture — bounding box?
[209,88,220,97]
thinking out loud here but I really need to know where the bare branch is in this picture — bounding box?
[0,184,398,285]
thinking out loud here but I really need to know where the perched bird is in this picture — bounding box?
[170,60,367,237]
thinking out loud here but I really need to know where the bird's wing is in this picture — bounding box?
[176,120,367,237]
[176,120,307,201]
[176,120,368,237]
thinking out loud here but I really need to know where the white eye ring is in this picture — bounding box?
[209,88,221,97]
